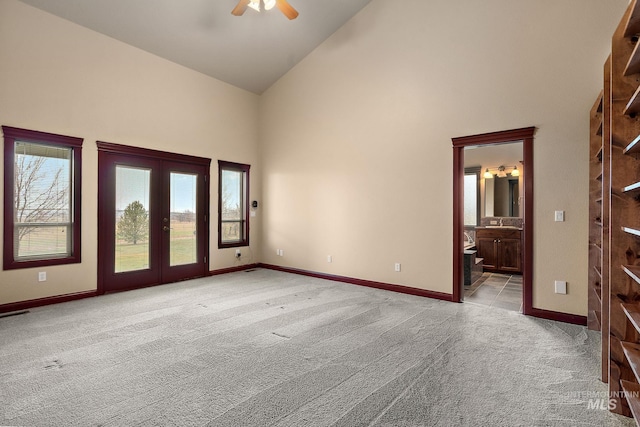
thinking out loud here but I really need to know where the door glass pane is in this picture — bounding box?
[115,166,151,273]
[170,172,197,266]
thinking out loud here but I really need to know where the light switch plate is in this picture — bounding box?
[554,210,565,222]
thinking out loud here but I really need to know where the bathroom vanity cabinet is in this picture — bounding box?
[475,228,522,274]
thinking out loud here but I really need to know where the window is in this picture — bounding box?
[218,160,250,248]
[3,126,83,269]
[464,167,481,226]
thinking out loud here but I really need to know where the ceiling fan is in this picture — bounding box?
[232,0,299,20]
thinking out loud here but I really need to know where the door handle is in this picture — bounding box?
[163,225,170,232]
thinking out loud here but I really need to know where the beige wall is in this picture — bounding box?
[0,1,261,305]
[259,0,628,315]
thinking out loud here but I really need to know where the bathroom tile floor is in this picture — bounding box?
[464,272,522,313]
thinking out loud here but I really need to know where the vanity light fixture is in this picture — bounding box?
[483,165,520,179]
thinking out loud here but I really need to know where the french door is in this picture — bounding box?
[97,143,210,293]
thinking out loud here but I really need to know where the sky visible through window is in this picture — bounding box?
[222,170,241,215]
[15,147,71,221]
[170,172,196,213]
[115,167,196,213]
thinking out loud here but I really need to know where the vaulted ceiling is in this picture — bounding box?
[18,0,374,94]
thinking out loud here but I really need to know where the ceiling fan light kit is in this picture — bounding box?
[232,0,299,20]
[248,0,275,12]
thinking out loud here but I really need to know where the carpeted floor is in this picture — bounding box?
[0,269,633,426]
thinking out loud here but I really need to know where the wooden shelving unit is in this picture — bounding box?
[588,87,604,351]
[605,0,640,419]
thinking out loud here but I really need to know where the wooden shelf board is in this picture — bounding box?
[596,170,603,181]
[623,226,640,238]
[623,181,640,195]
[621,380,640,421]
[625,85,640,116]
[595,221,603,227]
[588,309,601,331]
[596,121,603,136]
[597,92,603,113]
[613,189,626,201]
[624,134,640,155]
[625,0,640,37]
[595,197,603,203]
[594,265,602,279]
[623,265,640,285]
[626,39,640,76]
[622,303,640,335]
[591,283,602,306]
[622,342,640,383]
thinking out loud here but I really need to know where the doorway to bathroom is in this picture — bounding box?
[452,127,535,315]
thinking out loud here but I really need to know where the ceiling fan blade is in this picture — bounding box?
[231,0,250,16]
[275,0,299,20]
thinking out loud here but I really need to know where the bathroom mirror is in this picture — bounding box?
[484,175,520,217]
[464,141,523,219]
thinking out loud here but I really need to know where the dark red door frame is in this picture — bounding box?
[451,127,535,314]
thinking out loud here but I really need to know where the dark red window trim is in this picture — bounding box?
[218,160,250,249]
[3,126,83,270]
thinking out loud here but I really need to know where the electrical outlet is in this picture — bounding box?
[276,249,283,257]
[394,263,401,272]
[554,280,567,294]
[327,255,332,263]
[235,249,241,258]
[554,210,565,222]
[38,272,46,282]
